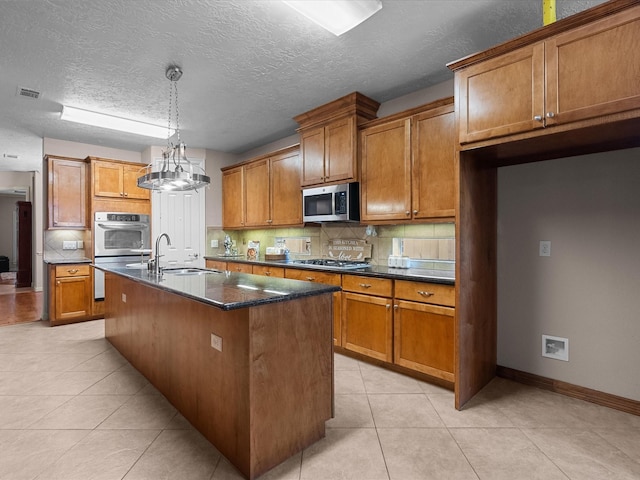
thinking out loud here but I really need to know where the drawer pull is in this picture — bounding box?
[359,283,372,288]
[67,269,79,274]
[387,304,391,310]
[265,272,271,276]
[393,304,398,310]
[306,277,315,281]
[417,290,434,297]
[534,115,543,122]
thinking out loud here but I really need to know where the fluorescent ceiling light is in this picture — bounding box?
[283,0,382,36]
[61,106,172,139]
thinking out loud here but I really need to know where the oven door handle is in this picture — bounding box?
[97,223,149,229]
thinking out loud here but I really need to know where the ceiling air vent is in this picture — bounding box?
[17,87,40,99]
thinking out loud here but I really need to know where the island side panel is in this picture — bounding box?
[104,272,251,476]
[103,271,335,480]
[248,293,334,476]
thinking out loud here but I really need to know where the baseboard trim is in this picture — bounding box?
[496,365,640,417]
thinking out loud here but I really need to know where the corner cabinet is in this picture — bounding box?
[222,146,302,230]
[46,156,88,229]
[294,92,380,187]
[48,264,92,326]
[454,4,640,145]
[285,268,343,346]
[360,99,455,223]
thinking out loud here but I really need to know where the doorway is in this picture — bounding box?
[0,185,41,326]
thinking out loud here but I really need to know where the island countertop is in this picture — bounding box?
[95,265,341,311]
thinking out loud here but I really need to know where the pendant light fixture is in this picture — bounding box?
[137,66,210,191]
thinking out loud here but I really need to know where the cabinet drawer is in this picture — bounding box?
[252,265,285,278]
[394,280,454,307]
[342,274,392,297]
[285,268,341,286]
[55,265,91,278]
[205,260,226,270]
[227,262,253,274]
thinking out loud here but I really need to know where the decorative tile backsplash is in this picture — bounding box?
[44,230,91,261]
[207,222,455,271]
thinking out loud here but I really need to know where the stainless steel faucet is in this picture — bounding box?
[153,233,172,276]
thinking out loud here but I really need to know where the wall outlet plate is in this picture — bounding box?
[62,240,77,250]
[211,333,223,352]
[211,239,219,248]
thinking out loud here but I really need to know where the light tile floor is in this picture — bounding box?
[1,319,639,480]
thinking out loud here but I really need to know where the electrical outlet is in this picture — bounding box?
[211,333,223,352]
[539,240,551,257]
[62,240,77,250]
[211,239,219,248]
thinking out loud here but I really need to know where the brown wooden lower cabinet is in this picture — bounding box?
[342,292,393,362]
[393,300,455,382]
[285,268,342,346]
[48,264,92,326]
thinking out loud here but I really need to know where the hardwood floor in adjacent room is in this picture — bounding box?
[0,272,42,327]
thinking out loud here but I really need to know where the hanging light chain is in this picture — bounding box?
[174,80,180,144]
[167,76,173,147]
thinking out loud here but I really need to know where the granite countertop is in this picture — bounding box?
[205,256,455,286]
[44,257,92,265]
[95,265,341,311]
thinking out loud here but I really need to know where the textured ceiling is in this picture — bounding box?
[0,0,606,171]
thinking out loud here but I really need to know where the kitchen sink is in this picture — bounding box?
[162,267,220,276]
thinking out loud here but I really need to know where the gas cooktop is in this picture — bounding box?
[291,258,371,270]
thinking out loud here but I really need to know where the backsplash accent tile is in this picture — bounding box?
[211,223,455,270]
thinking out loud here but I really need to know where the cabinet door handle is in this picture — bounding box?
[393,304,398,310]
[359,283,372,288]
[265,272,271,276]
[405,211,410,216]
[67,269,78,274]
[120,192,124,197]
[413,210,418,215]
[534,115,543,122]
[387,304,391,310]
[267,219,272,223]
[546,112,555,118]
[306,276,315,281]
[124,192,128,197]
[417,290,434,297]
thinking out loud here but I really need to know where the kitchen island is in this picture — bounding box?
[98,265,339,480]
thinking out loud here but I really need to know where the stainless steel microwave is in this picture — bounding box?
[302,182,360,223]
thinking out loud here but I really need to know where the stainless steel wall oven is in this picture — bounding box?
[93,212,150,300]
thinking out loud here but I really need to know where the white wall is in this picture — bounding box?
[43,138,143,163]
[234,79,456,165]
[497,147,640,401]
[204,149,238,227]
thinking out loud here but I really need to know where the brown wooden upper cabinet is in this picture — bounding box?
[222,165,245,229]
[295,92,379,187]
[222,146,302,229]
[360,99,455,223]
[91,158,150,200]
[454,5,640,145]
[46,155,88,229]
